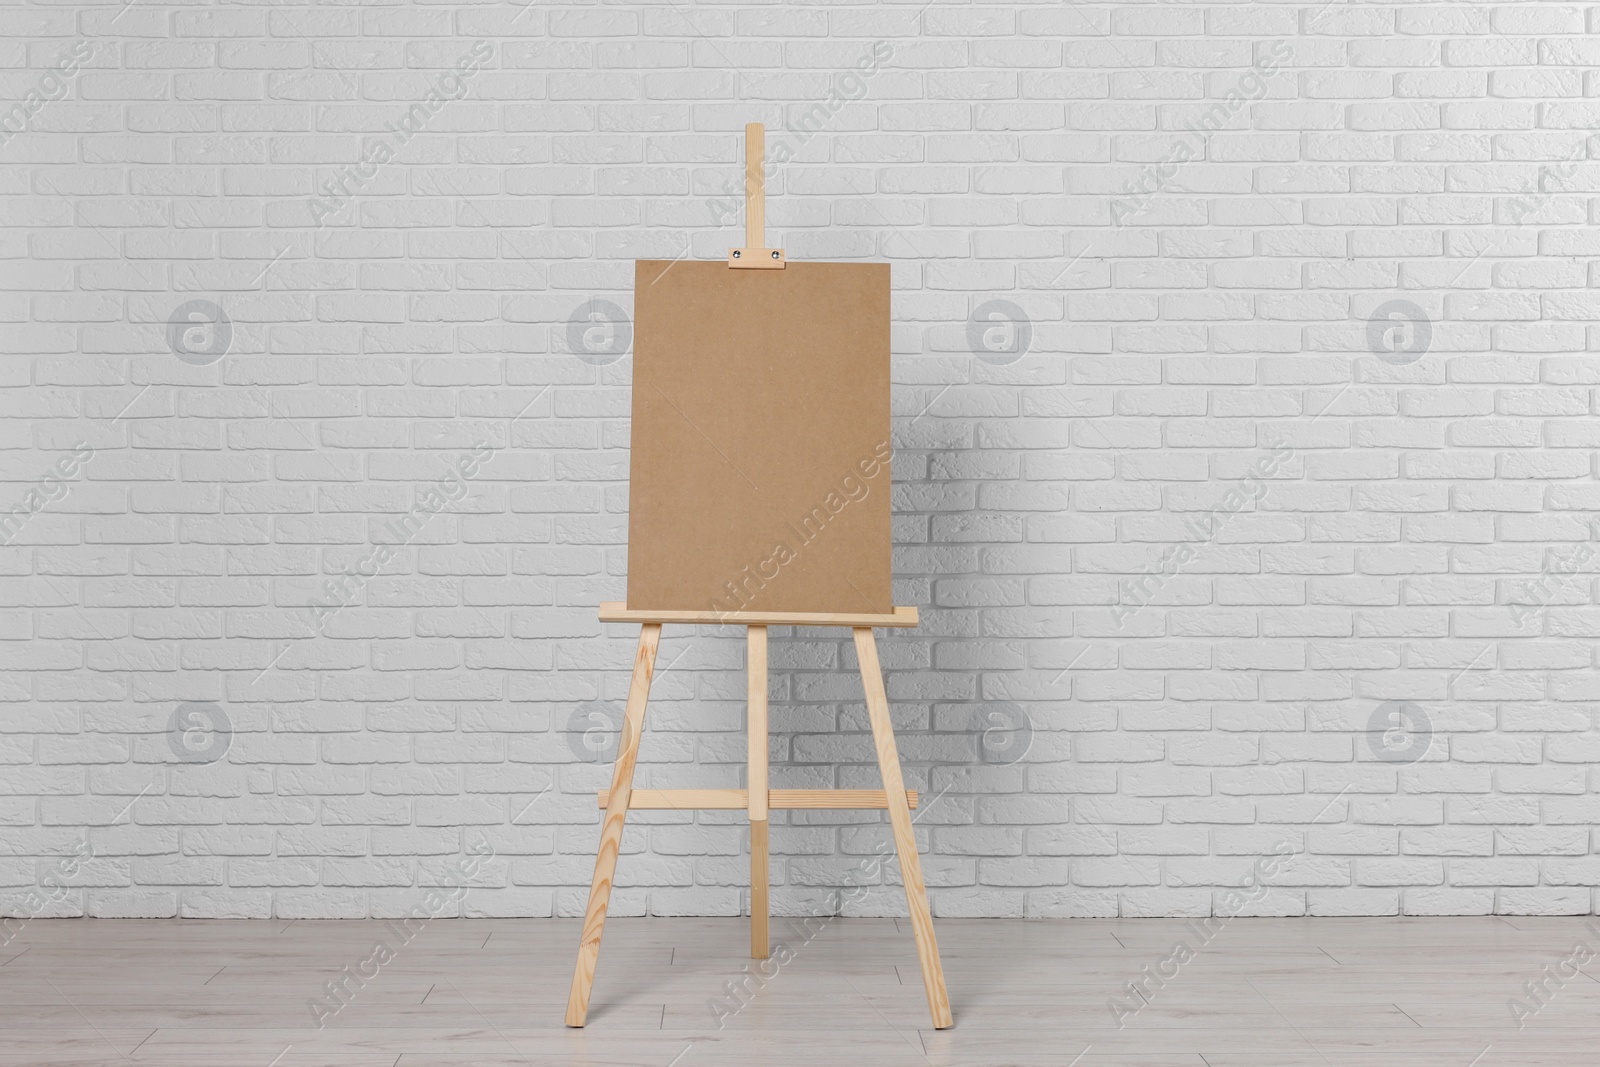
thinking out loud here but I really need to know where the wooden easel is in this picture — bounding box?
[564,126,952,1031]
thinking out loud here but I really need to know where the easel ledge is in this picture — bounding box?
[598,601,917,628]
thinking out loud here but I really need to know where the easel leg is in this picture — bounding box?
[565,623,662,1027]
[747,625,769,959]
[853,627,953,1030]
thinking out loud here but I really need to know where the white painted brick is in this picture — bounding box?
[2,2,1599,923]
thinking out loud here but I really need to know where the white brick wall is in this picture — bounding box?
[3,1,1600,921]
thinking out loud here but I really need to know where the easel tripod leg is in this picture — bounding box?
[853,627,953,1030]
[565,623,662,1027]
[747,625,769,959]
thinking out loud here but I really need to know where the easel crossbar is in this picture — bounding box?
[597,788,919,810]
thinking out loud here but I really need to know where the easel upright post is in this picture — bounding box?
[728,122,784,269]
[747,625,769,959]
[745,122,764,251]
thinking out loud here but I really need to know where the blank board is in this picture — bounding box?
[626,259,891,616]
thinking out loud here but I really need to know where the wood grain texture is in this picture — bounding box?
[749,820,769,961]
[747,625,769,959]
[745,122,763,249]
[599,602,918,628]
[570,614,938,1026]
[6,914,1597,1063]
[729,124,784,267]
[596,788,920,810]
[564,622,661,1028]
[747,626,769,822]
[853,626,953,1030]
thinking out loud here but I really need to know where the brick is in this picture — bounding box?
[2,6,1597,923]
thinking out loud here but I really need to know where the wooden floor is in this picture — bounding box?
[0,915,1596,1065]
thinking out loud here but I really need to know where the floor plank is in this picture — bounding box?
[0,916,1595,1063]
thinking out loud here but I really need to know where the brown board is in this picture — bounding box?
[626,259,891,616]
